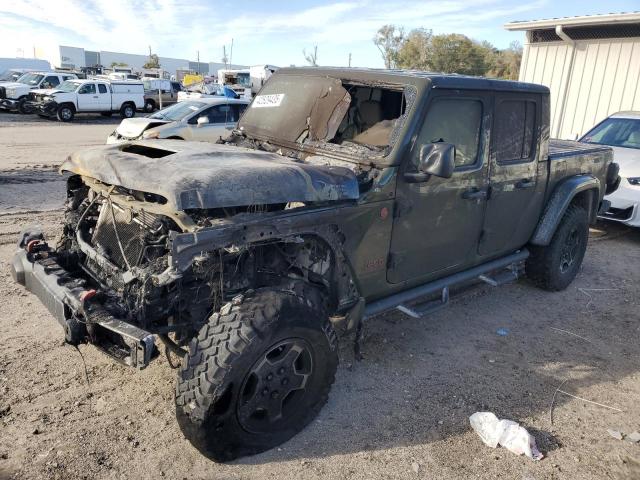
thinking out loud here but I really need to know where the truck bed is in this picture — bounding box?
[548,139,612,160]
[545,139,613,213]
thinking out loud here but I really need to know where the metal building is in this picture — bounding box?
[505,12,640,140]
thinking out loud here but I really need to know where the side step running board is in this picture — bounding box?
[364,249,529,320]
[478,268,519,287]
[396,287,450,319]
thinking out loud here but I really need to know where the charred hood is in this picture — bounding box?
[60,140,360,211]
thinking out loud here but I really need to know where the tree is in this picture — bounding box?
[374,25,523,79]
[427,34,487,76]
[303,45,318,66]
[373,25,404,69]
[143,53,160,69]
[396,28,432,70]
[110,61,128,68]
[484,41,522,80]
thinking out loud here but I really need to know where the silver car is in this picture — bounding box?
[107,97,249,144]
[580,111,640,227]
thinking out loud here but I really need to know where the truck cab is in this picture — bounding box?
[29,78,145,121]
[0,71,77,113]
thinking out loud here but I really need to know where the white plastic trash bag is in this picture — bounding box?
[469,412,544,461]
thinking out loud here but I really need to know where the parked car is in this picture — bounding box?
[28,78,144,121]
[177,83,238,102]
[11,68,619,462]
[106,97,249,144]
[142,78,183,112]
[580,112,639,226]
[0,71,77,113]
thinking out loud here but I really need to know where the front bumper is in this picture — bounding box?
[11,231,156,368]
[0,98,18,110]
[600,178,640,227]
[31,100,58,117]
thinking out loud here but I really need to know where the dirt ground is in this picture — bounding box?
[0,113,639,480]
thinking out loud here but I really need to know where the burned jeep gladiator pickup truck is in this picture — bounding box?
[11,68,619,461]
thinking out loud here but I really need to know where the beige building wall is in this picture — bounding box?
[519,37,640,140]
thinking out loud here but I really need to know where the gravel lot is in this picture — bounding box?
[0,113,639,480]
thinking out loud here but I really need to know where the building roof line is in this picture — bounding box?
[504,11,640,31]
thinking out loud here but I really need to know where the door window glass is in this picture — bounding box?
[42,76,60,88]
[494,100,536,163]
[199,104,237,124]
[98,84,108,94]
[78,83,96,94]
[416,98,482,167]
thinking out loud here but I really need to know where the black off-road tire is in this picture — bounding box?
[120,103,135,118]
[56,104,74,122]
[526,204,589,291]
[17,98,29,114]
[175,285,338,462]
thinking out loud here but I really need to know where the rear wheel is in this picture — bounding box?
[526,204,589,291]
[144,99,156,113]
[120,103,135,118]
[56,104,74,122]
[175,285,338,462]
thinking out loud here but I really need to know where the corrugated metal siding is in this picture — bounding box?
[519,37,640,139]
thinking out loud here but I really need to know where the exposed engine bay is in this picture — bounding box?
[56,175,353,347]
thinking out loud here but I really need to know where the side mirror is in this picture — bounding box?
[197,116,209,127]
[404,143,456,183]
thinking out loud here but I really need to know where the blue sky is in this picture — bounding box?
[0,0,638,68]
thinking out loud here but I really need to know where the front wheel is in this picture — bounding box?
[17,98,30,114]
[120,103,135,118]
[175,285,338,462]
[56,105,74,122]
[526,204,589,291]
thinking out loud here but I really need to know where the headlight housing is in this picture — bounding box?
[6,88,16,98]
[142,130,160,139]
[627,177,640,186]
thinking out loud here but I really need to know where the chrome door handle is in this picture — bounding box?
[515,179,535,189]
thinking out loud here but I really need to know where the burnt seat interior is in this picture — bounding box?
[334,85,406,147]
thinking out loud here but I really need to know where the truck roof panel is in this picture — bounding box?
[275,67,549,94]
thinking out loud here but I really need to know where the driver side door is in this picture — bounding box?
[76,83,99,111]
[387,90,492,284]
[187,104,238,142]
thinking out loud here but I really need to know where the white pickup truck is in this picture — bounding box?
[28,78,145,121]
[0,71,77,113]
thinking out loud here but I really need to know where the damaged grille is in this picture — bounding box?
[90,202,161,270]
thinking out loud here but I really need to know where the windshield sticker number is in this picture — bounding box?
[253,93,285,108]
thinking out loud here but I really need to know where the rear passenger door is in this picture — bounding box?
[479,94,545,256]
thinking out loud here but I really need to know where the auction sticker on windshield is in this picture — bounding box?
[253,94,285,108]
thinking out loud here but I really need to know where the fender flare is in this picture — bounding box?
[530,174,600,246]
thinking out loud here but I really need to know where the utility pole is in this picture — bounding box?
[197,50,200,75]
[229,38,234,67]
[348,52,352,67]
